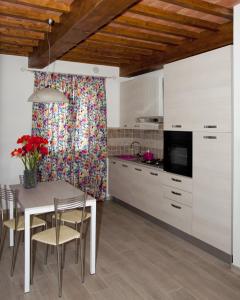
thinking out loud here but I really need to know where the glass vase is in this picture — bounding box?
[24,168,37,189]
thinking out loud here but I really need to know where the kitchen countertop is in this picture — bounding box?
[108,156,164,172]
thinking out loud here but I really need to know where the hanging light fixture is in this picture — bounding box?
[28,19,69,103]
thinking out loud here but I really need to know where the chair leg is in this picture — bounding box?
[51,217,54,255]
[56,245,63,297]
[75,223,78,264]
[61,244,65,269]
[10,231,22,276]
[79,239,85,283]
[0,226,7,260]
[44,245,49,265]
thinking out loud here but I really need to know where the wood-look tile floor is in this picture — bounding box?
[0,201,240,300]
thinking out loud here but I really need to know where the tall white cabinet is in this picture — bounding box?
[164,46,232,254]
[193,132,232,253]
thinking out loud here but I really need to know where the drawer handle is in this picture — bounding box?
[171,191,182,196]
[112,161,116,164]
[122,164,128,168]
[172,125,182,128]
[203,136,217,139]
[204,125,217,128]
[171,178,182,183]
[171,204,182,209]
[150,172,158,176]
[135,168,142,172]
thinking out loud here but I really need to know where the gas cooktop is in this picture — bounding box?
[139,159,164,168]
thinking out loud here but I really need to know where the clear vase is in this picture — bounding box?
[24,168,37,189]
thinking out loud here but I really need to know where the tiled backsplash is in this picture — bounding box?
[107,126,163,159]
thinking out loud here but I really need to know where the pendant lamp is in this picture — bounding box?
[28,19,69,103]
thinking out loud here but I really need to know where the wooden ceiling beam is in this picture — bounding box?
[120,22,232,77]
[160,0,233,20]
[79,40,154,56]
[0,48,29,56]
[0,42,33,52]
[102,24,184,45]
[0,25,45,39]
[0,15,49,32]
[114,15,200,39]
[130,4,219,31]
[65,50,140,64]
[28,0,141,68]
[0,35,39,46]
[8,0,70,12]
[0,1,60,23]
[71,46,146,61]
[61,55,121,67]
[91,32,168,51]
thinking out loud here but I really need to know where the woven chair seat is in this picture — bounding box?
[32,225,80,246]
[4,216,46,231]
[52,210,91,224]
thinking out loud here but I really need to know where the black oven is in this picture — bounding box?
[163,131,192,177]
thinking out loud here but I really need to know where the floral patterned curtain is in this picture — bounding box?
[31,72,107,200]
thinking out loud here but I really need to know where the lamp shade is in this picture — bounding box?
[28,87,69,103]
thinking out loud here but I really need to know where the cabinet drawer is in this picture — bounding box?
[160,198,192,234]
[162,172,193,192]
[163,185,192,207]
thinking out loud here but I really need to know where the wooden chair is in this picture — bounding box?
[0,185,46,276]
[31,193,87,297]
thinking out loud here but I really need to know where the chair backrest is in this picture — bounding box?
[0,185,19,231]
[54,193,87,245]
[19,175,24,185]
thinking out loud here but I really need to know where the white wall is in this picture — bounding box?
[0,54,120,185]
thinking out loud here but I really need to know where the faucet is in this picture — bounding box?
[130,141,141,157]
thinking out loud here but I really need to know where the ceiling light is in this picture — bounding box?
[28,19,69,103]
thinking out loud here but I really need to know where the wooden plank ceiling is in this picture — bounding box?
[0,0,238,76]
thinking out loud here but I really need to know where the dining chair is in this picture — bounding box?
[51,175,101,261]
[0,185,46,276]
[31,193,87,297]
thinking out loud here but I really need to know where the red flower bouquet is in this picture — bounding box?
[11,135,48,171]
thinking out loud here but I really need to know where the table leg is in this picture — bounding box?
[90,201,96,274]
[24,210,31,293]
[9,200,14,246]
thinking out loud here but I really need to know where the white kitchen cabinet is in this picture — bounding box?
[120,71,163,129]
[192,132,232,254]
[164,46,232,132]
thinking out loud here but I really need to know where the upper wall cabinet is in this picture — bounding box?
[164,46,232,132]
[120,71,163,129]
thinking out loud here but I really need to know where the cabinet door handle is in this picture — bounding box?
[204,125,217,128]
[150,172,158,176]
[171,178,182,183]
[171,191,182,196]
[203,136,217,139]
[172,125,182,128]
[171,204,182,209]
[134,168,142,172]
[122,164,128,168]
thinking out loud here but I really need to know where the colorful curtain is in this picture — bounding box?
[32,72,107,200]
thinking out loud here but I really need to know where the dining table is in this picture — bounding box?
[10,180,96,293]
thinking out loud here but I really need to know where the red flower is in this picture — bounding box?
[39,146,48,155]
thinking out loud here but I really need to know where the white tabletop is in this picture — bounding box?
[11,180,94,210]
